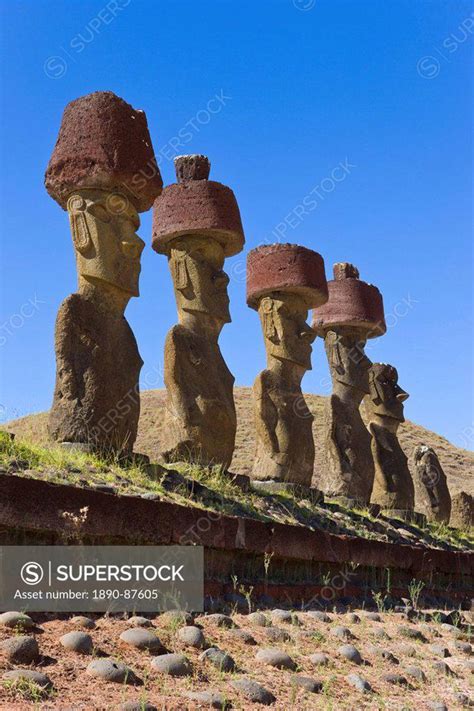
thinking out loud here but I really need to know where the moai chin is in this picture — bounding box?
[246,244,328,486]
[45,91,162,454]
[413,445,451,523]
[312,263,386,504]
[366,363,415,513]
[152,155,245,468]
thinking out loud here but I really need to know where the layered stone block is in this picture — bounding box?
[247,243,327,486]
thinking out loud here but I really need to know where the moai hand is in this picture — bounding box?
[312,263,386,505]
[152,155,244,468]
[246,244,328,486]
[413,445,451,523]
[45,91,162,454]
[365,363,415,513]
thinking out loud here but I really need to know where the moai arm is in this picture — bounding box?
[163,326,203,429]
[253,371,280,460]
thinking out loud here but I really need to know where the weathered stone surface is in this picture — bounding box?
[227,629,257,645]
[45,91,162,212]
[153,158,243,468]
[247,612,270,627]
[177,625,205,648]
[429,644,450,657]
[0,611,34,629]
[48,188,144,453]
[119,628,163,653]
[256,647,296,669]
[86,658,137,684]
[432,660,454,675]
[366,363,414,512]
[205,613,235,628]
[230,677,276,705]
[2,669,51,688]
[307,611,332,623]
[346,613,360,624]
[405,665,426,682]
[382,673,408,685]
[337,644,362,664]
[120,703,157,711]
[59,631,93,654]
[312,264,385,503]
[347,672,371,692]
[271,609,294,624]
[199,647,235,672]
[331,625,354,641]
[69,615,96,629]
[291,675,323,692]
[161,610,194,627]
[127,616,152,628]
[265,627,292,643]
[450,491,474,529]
[0,635,39,663]
[150,653,192,677]
[413,445,451,523]
[400,627,427,642]
[184,690,228,709]
[309,653,330,667]
[175,154,210,183]
[247,245,326,486]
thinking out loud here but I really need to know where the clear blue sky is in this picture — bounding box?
[0,0,472,449]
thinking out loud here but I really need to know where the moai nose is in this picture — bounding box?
[396,388,409,403]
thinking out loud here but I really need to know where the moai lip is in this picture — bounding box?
[46,92,160,455]
[413,445,451,524]
[366,362,415,512]
[246,243,327,487]
[152,156,244,469]
[312,262,386,338]
[152,157,244,257]
[45,91,162,212]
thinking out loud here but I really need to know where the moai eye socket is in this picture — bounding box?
[88,203,111,223]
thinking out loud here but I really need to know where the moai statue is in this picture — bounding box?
[312,263,386,505]
[450,492,474,530]
[246,244,328,488]
[413,445,451,523]
[366,363,415,514]
[45,91,162,454]
[152,155,244,468]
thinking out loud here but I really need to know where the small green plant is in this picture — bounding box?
[238,584,254,614]
[2,678,52,702]
[408,578,425,610]
[372,590,388,613]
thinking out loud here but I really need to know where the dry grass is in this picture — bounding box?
[6,387,474,497]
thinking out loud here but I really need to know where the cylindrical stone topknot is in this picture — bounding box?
[174,155,211,183]
[246,244,328,310]
[152,160,244,257]
[312,262,386,338]
[333,262,360,280]
[45,91,162,212]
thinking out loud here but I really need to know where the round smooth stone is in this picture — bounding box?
[150,653,192,677]
[184,691,228,709]
[247,612,270,627]
[0,611,34,630]
[0,636,39,664]
[347,672,371,692]
[256,647,296,670]
[69,616,96,629]
[337,644,362,665]
[177,625,205,649]
[119,628,163,654]
[230,678,276,705]
[86,658,137,684]
[3,669,52,688]
[60,631,93,655]
[127,616,153,628]
[199,647,236,672]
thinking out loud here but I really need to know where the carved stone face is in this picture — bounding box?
[368,363,408,422]
[325,330,372,395]
[67,189,144,297]
[168,236,230,323]
[258,293,315,370]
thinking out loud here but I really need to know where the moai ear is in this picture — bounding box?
[67,195,92,255]
[328,332,344,375]
[369,369,384,403]
[173,255,190,290]
[261,297,278,342]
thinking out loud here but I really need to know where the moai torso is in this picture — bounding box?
[312,263,386,505]
[161,323,236,467]
[50,290,143,451]
[152,155,245,469]
[44,92,162,454]
[366,363,415,512]
[246,244,328,486]
[413,445,451,523]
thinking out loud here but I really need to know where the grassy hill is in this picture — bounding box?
[6,387,473,496]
